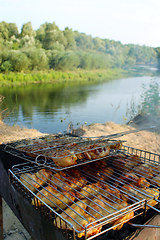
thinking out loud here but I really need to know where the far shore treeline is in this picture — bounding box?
[0,21,160,80]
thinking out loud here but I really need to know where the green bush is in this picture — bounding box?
[140,78,160,115]
[10,51,30,72]
[126,78,160,122]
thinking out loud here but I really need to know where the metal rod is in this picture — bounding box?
[129,223,160,228]
[81,125,156,139]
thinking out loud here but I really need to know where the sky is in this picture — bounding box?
[1,0,160,48]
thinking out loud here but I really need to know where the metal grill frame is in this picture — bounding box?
[9,168,146,240]
[4,136,122,171]
[7,144,160,240]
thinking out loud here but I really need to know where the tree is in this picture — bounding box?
[43,23,67,50]
[10,51,30,72]
[20,35,35,48]
[23,48,48,70]
[8,23,19,38]
[20,22,35,38]
[93,37,105,51]
[0,61,13,72]
[0,36,4,51]
[0,21,9,40]
[36,22,47,42]
[63,27,76,50]
[78,52,92,69]
[75,33,94,50]
[43,30,66,50]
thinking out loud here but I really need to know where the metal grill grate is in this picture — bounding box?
[4,134,122,170]
[8,145,160,240]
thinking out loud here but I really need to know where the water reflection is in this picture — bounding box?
[0,76,160,134]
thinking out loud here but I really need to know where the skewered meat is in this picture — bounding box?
[32,185,75,211]
[20,169,52,192]
[55,199,102,238]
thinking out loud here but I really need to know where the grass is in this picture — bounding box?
[0,68,131,86]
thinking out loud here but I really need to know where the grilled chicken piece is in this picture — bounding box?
[50,171,87,192]
[81,161,114,183]
[135,187,159,208]
[97,167,114,182]
[115,172,150,188]
[120,184,159,208]
[35,147,78,167]
[150,174,160,187]
[120,184,139,202]
[76,182,102,200]
[109,140,123,150]
[80,159,108,175]
[111,154,141,172]
[20,169,52,192]
[88,195,128,219]
[32,185,75,211]
[99,185,122,203]
[55,199,102,238]
[133,164,153,179]
[83,144,110,160]
[51,150,78,167]
[88,195,133,230]
[112,211,134,230]
[152,165,160,175]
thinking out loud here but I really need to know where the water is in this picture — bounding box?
[0,75,160,134]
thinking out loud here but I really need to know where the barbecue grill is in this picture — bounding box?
[1,133,160,240]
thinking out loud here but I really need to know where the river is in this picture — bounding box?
[0,75,160,134]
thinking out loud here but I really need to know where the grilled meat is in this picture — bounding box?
[120,184,159,208]
[114,172,150,188]
[55,199,102,238]
[150,174,160,187]
[87,195,133,230]
[111,154,141,172]
[50,170,87,192]
[32,185,75,211]
[133,164,154,179]
[20,169,52,192]
[76,182,102,200]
